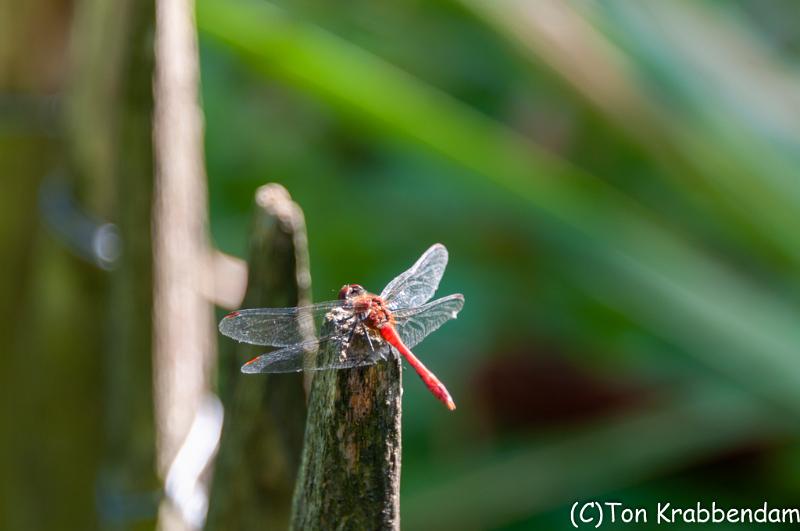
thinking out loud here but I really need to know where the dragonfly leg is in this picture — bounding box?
[364,324,375,352]
[349,314,375,352]
[352,315,375,352]
[344,317,358,348]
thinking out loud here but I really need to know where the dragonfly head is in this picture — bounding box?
[338,283,366,300]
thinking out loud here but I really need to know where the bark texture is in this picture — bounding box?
[290,327,403,531]
[206,184,311,530]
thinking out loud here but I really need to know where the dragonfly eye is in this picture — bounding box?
[338,284,365,300]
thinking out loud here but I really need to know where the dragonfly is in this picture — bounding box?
[219,243,464,410]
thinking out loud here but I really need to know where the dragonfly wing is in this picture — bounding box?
[219,301,342,346]
[393,293,464,348]
[241,338,323,373]
[241,336,394,373]
[381,243,449,310]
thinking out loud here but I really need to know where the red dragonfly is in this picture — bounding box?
[219,243,464,410]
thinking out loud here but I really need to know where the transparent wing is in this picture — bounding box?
[393,293,464,348]
[381,243,449,310]
[218,301,342,346]
[241,335,393,373]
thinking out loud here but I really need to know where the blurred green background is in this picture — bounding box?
[4,0,800,529]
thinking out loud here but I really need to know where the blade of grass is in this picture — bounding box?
[461,0,800,269]
[598,0,800,257]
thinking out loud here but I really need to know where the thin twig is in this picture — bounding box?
[152,0,215,527]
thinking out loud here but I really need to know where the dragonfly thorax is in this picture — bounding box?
[351,294,394,330]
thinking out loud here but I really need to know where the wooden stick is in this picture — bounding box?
[206,184,311,530]
[290,324,403,530]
